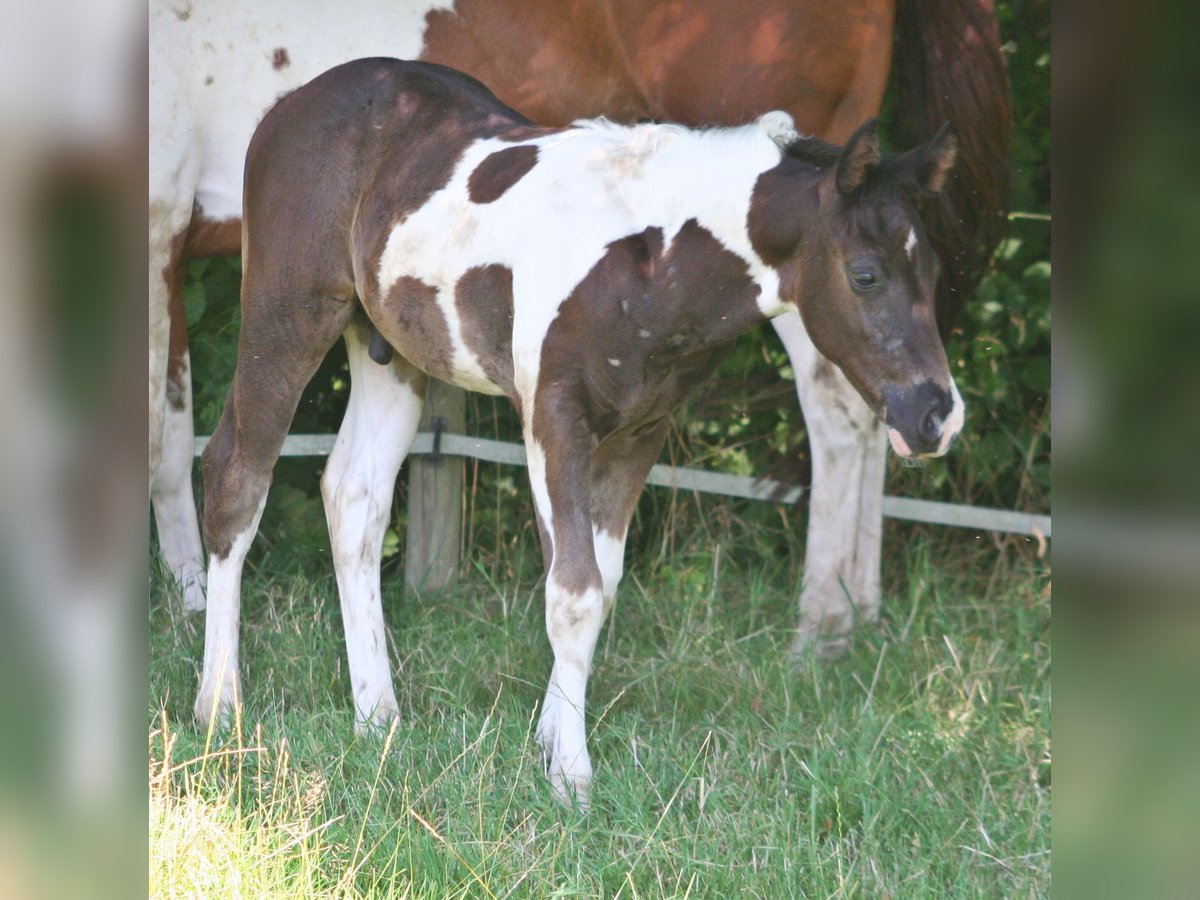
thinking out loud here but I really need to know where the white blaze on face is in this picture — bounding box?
[904,227,917,260]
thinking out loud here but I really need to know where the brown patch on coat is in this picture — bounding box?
[182,211,241,260]
[377,276,456,384]
[272,48,291,71]
[529,220,764,595]
[163,228,189,410]
[421,0,650,126]
[589,417,670,538]
[467,145,538,204]
[812,357,838,387]
[454,264,515,395]
[535,220,761,442]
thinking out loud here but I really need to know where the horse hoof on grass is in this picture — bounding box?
[790,629,852,662]
[353,701,401,738]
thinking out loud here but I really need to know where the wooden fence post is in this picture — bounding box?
[404,380,465,592]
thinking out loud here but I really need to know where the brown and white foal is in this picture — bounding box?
[197,58,962,806]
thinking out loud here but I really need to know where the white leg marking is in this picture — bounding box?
[194,494,266,729]
[524,435,555,555]
[536,575,604,809]
[772,313,887,656]
[592,526,627,617]
[322,331,424,730]
[854,419,887,620]
[151,352,207,611]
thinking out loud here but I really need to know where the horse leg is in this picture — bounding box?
[771,313,887,657]
[149,198,206,610]
[321,320,427,731]
[151,309,207,611]
[195,287,353,730]
[524,409,606,809]
[589,420,670,619]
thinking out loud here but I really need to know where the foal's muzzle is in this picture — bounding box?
[883,381,964,458]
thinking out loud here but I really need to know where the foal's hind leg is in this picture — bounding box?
[321,320,427,730]
[195,290,353,730]
[589,420,670,620]
[772,313,887,658]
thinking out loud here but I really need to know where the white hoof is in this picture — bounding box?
[536,701,592,810]
[790,624,852,661]
[194,674,240,732]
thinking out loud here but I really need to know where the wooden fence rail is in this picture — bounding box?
[194,431,1052,539]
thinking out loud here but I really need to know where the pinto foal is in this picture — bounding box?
[198,59,962,806]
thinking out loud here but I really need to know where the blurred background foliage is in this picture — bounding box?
[182,0,1049,578]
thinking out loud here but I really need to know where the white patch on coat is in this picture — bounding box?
[376,113,798,410]
[152,0,452,221]
[592,526,626,603]
[524,436,554,557]
[756,110,802,148]
[904,227,917,259]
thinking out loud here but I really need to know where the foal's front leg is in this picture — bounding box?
[524,419,605,808]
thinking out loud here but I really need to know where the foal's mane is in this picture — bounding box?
[778,136,844,170]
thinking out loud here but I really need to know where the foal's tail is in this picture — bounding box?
[893,0,1013,333]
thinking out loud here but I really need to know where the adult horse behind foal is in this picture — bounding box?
[149,0,1010,652]
[198,58,962,806]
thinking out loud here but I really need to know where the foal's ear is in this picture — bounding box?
[897,122,959,194]
[836,119,881,195]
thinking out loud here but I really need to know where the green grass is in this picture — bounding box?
[150,530,1050,897]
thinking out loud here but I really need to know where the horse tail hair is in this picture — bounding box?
[893,0,1013,333]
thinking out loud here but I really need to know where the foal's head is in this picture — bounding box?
[753,119,964,458]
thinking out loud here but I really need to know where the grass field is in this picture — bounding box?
[149,523,1050,898]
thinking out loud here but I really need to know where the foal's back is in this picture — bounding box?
[243,59,536,309]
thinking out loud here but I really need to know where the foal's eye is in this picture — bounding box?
[845,260,884,294]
